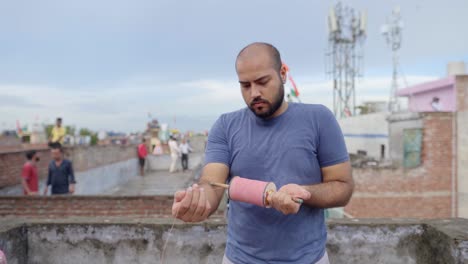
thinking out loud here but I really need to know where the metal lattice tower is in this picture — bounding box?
[381,6,404,113]
[325,2,367,118]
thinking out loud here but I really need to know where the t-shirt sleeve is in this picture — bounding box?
[316,106,349,167]
[21,164,31,180]
[204,115,230,166]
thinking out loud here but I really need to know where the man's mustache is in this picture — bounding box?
[250,98,270,107]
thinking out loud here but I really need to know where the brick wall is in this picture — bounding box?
[0,145,138,189]
[345,197,451,218]
[346,113,455,218]
[0,195,224,218]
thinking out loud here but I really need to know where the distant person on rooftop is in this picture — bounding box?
[179,138,193,172]
[152,138,163,155]
[138,138,148,176]
[431,97,442,111]
[21,150,40,195]
[43,143,76,195]
[49,117,65,145]
[168,136,180,173]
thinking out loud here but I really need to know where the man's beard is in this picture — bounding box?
[248,84,285,119]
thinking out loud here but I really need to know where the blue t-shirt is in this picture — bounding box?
[205,103,349,264]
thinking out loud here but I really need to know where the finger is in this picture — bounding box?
[174,190,186,202]
[201,200,212,220]
[172,202,180,217]
[177,187,193,217]
[271,192,286,212]
[280,194,293,214]
[194,187,207,217]
[280,194,300,215]
[297,189,311,200]
[183,184,201,218]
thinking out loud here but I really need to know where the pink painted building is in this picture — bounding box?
[397,77,457,112]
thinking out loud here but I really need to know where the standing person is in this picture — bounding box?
[138,138,148,176]
[431,97,442,111]
[172,43,354,264]
[43,143,76,195]
[179,138,193,172]
[152,138,163,155]
[21,150,40,195]
[49,117,66,145]
[168,136,179,173]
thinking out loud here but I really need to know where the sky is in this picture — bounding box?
[0,0,467,133]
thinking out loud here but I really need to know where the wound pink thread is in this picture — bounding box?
[228,176,276,207]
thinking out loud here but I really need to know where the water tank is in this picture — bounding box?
[447,61,466,76]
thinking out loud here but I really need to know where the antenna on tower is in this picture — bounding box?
[325,2,367,118]
[381,6,404,112]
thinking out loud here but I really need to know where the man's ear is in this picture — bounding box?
[280,64,288,84]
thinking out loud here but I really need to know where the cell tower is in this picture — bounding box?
[381,6,404,112]
[325,2,367,118]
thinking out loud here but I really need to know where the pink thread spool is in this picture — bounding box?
[228,176,277,207]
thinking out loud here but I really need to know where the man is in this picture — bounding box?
[179,138,193,172]
[50,118,66,145]
[172,43,354,264]
[21,150,40,195]
[138,138,148,176]
[168,136,180,173]
[44,143,76,195]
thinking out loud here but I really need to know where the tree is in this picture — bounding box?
[79,128,98,146]
[65,126,76,135]
[45,125,54,139]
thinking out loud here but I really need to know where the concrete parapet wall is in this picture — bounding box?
[1,218,468,264]
[146,153,204,171]
[0,159,139,195]
[0,145,138,189]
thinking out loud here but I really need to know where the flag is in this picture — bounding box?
[16,120,22,134]
[344,107,352,117]
[288,75,300,97]
[283,63,300,98]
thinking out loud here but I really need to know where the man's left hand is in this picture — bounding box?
[69,184,75,194]
[268,184,311,215]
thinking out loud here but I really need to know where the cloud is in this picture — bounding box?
[0,94,43,108]
[296,75,437,109]
[0,73,442,133]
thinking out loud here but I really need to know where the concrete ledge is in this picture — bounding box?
[0,218,467,264]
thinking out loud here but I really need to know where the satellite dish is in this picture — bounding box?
[328,7,338,32]
[360,11,368,34]
[380,25,389,34]
[398,21,404,29]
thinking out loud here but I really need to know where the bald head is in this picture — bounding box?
[236,42,282,72]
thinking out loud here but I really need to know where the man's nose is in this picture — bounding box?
[250,85,261,98]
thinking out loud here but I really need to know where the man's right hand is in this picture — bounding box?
[172,183,212,222]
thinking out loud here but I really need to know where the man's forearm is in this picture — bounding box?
[21,179,31,194]
[198,181,225,216]
[301,181,353,209]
